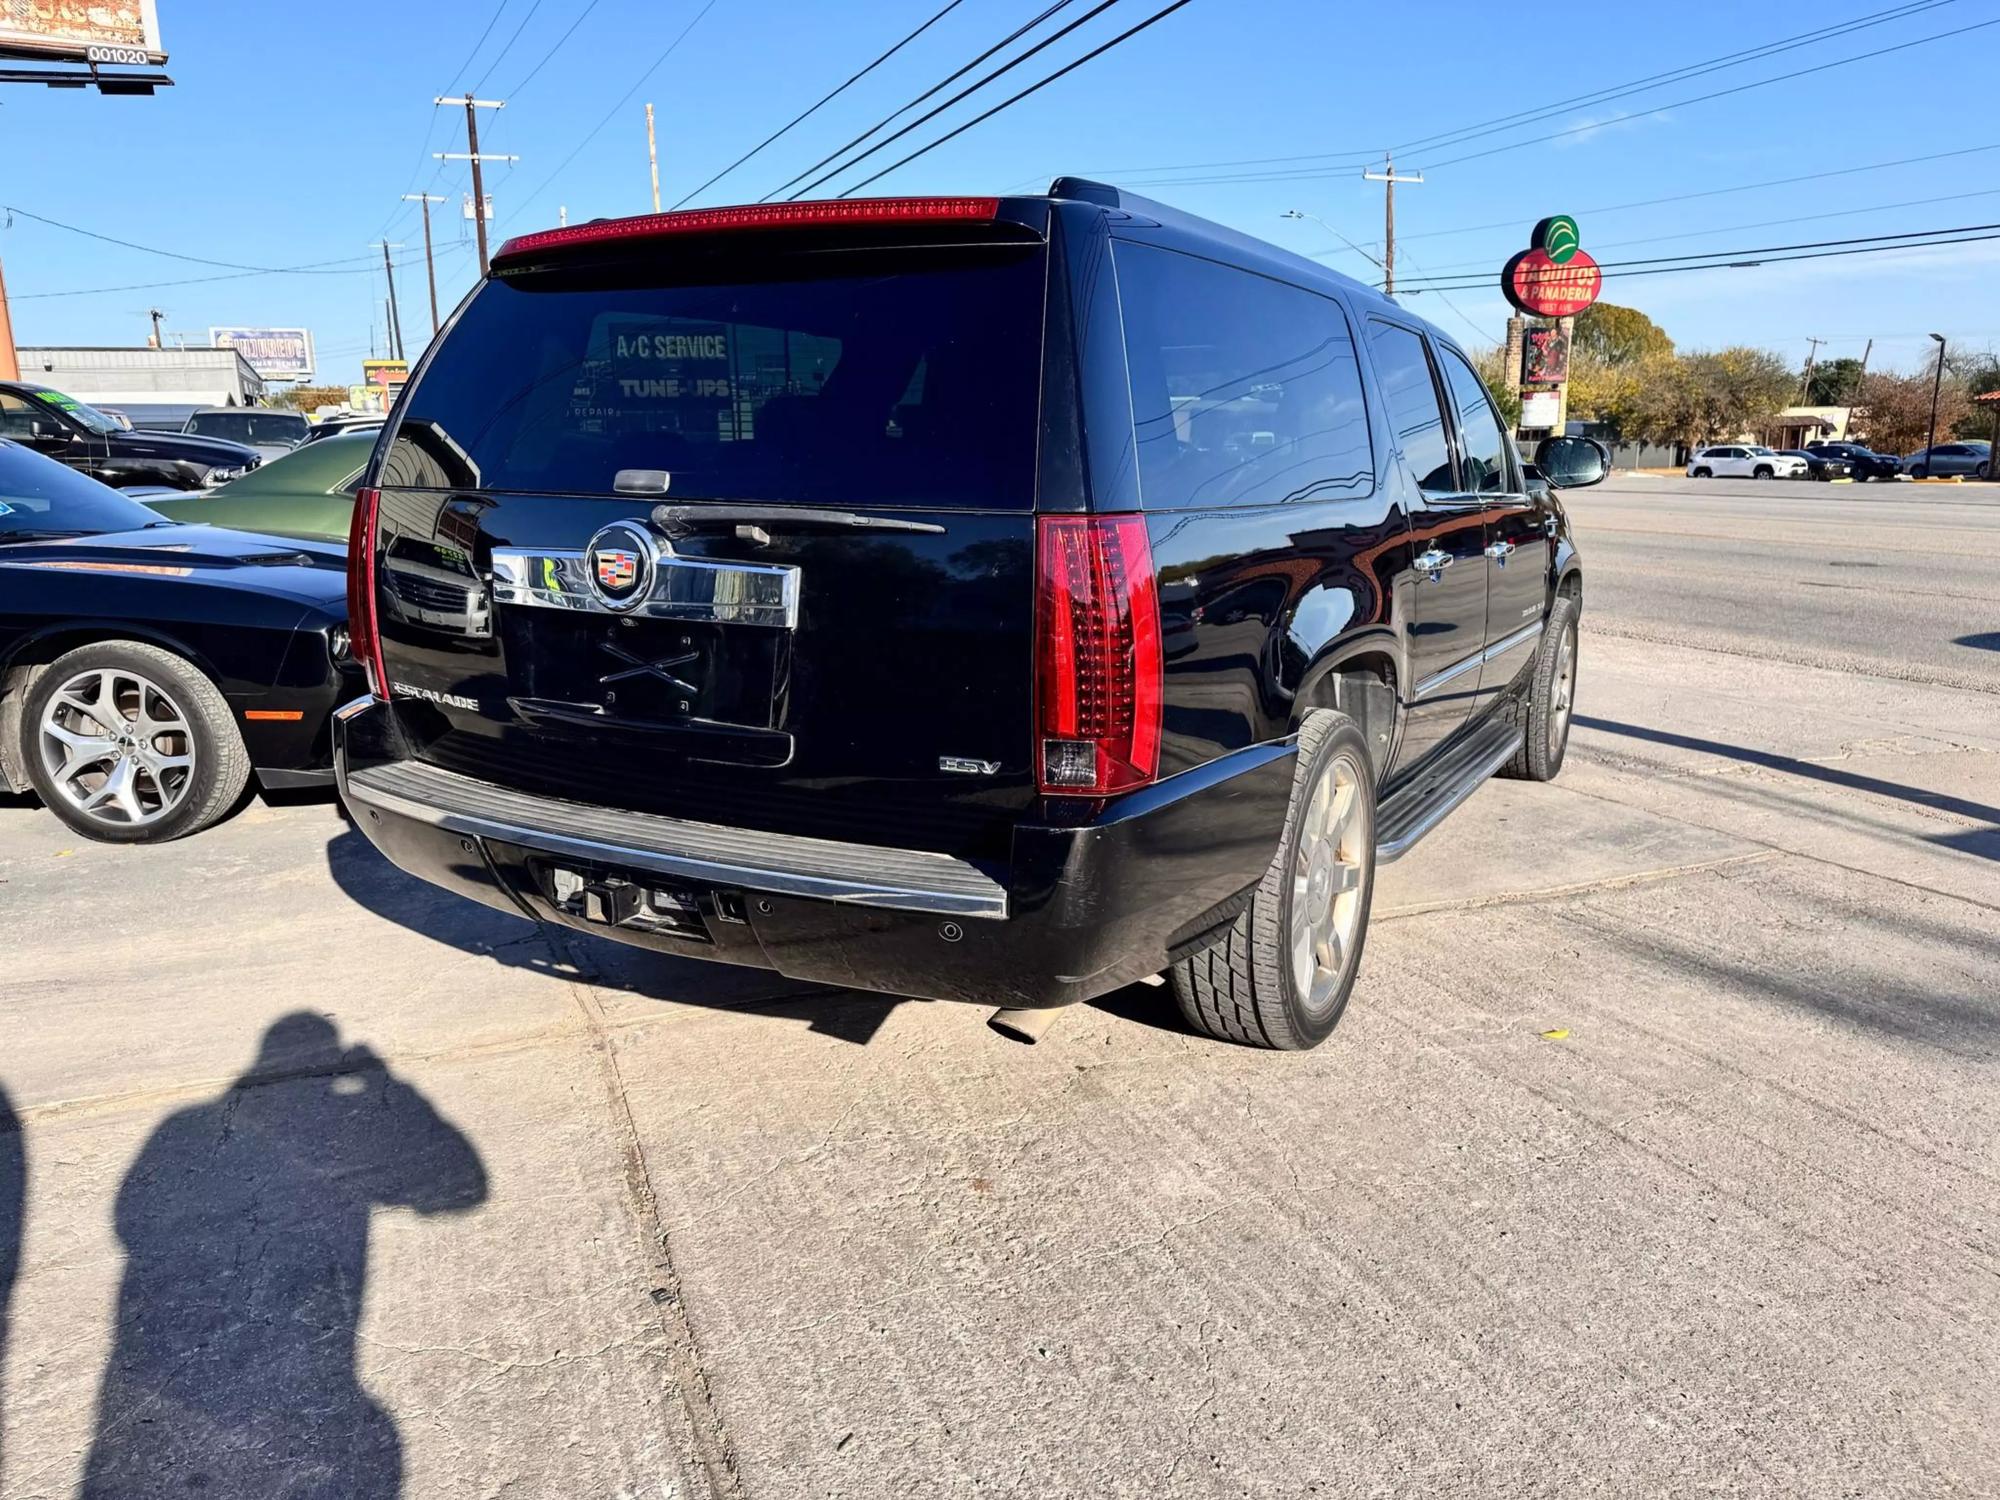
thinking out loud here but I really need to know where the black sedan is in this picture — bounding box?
[1805,442,1901,482]
[0,439,358,843]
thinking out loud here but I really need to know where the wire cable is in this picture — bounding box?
[763,0,1078,202]
[672,0,972,209]
[503,0,606,97]
[471,0,547,94]
[835,0,1199,197]
[790,0,1126,200]
[3,205,384,275]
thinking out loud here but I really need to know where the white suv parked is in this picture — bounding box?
[1686,445,1808,480]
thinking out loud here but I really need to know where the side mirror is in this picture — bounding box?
[27,420,70,448]
[1533,435,1610,490]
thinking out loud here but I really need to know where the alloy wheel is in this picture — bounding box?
[37,667,195,829]
[1288,751,1369,1019]
[1550,621,1577,758]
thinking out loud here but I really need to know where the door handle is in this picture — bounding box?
[1413,547,1453,579]
[1484,540,1516,560]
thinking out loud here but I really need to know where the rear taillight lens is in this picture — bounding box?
[346,486,391,697]
[1036,514,1163,795]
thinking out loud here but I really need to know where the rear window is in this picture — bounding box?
[188,412,309,446]
[384,246,1047,508]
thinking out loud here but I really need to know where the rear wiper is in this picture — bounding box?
[650,502,945,544]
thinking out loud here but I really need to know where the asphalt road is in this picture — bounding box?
[1574,473,2000,694]
[2,480,1996,1498]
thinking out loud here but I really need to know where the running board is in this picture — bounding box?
[1376,717,1524,862]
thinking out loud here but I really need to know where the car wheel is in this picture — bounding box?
[1170,710,1376,1051]
[1911,465,1928,479]
[20,641,249,844]
[1753,466,1773,479]
[1691,467,1711,479]
[1500,595,1579,783]
[1977,462,1990,480]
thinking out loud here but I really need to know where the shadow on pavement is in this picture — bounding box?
[1952,631,2000,653]
[324,826,911,1045]
[78,1015,487,1499]
[0,1085,20,1494]
[1574,714,2000,859]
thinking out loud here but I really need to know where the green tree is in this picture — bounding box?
[1803,356,1866,406]
[1627,347,1796,449]
[1853,367,1972,456]
[1472,345,1522,429]
[1571,303,1673,366]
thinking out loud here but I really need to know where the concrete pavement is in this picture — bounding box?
[1,480,1995,1497]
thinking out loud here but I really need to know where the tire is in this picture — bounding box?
[1753,466,1773,480]
[1976,462,1990,480]
[1690,467,1711,479]
[1169,711,1377,1050]
[20,640,249,844]
[1911,466,1927,480]
[1500,595,1580,783]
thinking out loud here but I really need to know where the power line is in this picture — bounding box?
[1393,224,2000,294]
[673,0,972,210]
[789,0,1126,201]
[495,0,726,230]
[1420,15,2000,171]
[14,248,453,300]
[471,0,547,94]
[3,204,382,274]
[1049,0,1953,186]
[763,0,1079,202]
[836,0,1200,197]
[503,0,605,97]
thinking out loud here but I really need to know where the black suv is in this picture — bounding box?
[335,183,1605,1050]
[0,382,261,490]
[1804,441,1899,482]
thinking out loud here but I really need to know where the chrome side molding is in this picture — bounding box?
[1412,618,1544,702]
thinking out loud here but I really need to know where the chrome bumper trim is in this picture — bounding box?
[489,546,801,629]
[339,756,1010,920]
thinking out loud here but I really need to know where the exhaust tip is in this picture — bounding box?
[987,1006,1068,1044]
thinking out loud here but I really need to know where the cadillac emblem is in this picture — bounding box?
[584,521,657,611]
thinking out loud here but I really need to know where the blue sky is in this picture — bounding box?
[5,0,1996,387]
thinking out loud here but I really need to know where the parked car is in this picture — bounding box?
[1804,441,1900,481]
[301,417,383,445]
[143,430,375,542]
[334,181,1608,1051]
[0,382,260,491]
[1778,448,1850,480]
[181,407,312,459]
[0,439,358,842]
[1901,441,1990,479]
[1686,445,1808,479]
[96,407,136,431]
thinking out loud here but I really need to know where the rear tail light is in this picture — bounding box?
[494,196,1002,263]
[1036,514,1163,795]
[346,486,391,698]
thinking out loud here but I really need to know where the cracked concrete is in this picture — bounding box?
[1,474,1997,1496]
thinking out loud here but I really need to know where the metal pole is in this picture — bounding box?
[1799,336,1824,404]
[1925,334,1946,469]
[1362,154,1423,297]
[0,258,17,381]
[466,93,489,273]
[403,193,446,335]
[646,102,661,214]
[379,241,404,361]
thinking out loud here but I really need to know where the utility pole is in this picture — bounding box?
[147,308,165,348]
[435,94,515,274]
[559,205,568,227]
[1924,333,1947,468]
[1851,338,1873,408]
[1799,336,1825,404]
[646,103,662,213]
[1362,153,1423,296]
[0,259,17,381]
[402,193,448,336]
[372,241,406,361]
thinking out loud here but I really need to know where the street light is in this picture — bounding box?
[1925,332,1947,473]
[1280,209,1384,272]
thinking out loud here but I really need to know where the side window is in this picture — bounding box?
[1439,347,1515,494]
[1365,321,1455,497]
[1113,241,1373,508]
[0,393,38,441]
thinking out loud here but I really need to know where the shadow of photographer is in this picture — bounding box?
[79,1014,487,1499]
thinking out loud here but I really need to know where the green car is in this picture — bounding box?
[143,431,375,542]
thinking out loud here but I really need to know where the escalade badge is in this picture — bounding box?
[584,521,658,611]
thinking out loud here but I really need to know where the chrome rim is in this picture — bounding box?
[1289,751,1369,1017]
[1551,622,1577,757]
[37,667,195,829]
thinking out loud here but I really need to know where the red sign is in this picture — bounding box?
[1504,247,1602,318]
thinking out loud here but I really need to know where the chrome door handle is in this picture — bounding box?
[1413,547,1453,579]
[1484,540,1516,560]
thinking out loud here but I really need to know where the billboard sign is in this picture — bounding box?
[0,0,166,63]
[1502,215,1603,320]
[211,326,314,382]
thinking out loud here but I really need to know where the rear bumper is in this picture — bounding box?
[335,697,1293,1009]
